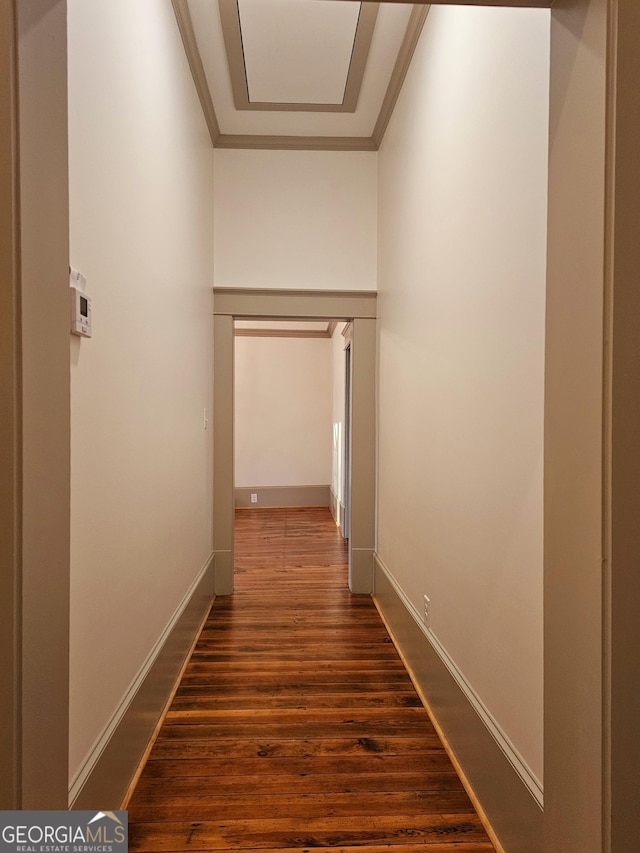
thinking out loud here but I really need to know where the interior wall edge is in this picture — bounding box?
[70,555,214,809]
[213,551,234,597]
[328,486,346,536]
[212,314,235,596]
[373,555,543,853]
[0,0,21,811]
[349,549,374,595]
[544,0,608,848]
[347,317,376,594]
[18,0,70,809]
[607,0,640,846]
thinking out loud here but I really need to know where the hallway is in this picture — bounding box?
[127,508,495,852]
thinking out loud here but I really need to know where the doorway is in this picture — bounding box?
[211,288,377,595]
[234,319,338,514]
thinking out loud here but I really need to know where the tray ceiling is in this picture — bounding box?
[172,0,429,150]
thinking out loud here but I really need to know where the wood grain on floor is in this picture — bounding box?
[128,507,495,853]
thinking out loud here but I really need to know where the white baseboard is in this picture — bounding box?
[374,553,543,853]
[69,553,214,808]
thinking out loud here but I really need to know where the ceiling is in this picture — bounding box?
[172,0,429,151]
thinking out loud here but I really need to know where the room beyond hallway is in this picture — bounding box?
[127,508,495,851]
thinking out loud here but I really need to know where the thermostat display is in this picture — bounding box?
[70,283,92,337]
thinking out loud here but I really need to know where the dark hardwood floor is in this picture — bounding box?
[128,507,495,852]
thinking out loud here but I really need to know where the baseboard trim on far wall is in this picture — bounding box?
[235,485,330,508]
[373,554,543,853]
[69,554,215,809]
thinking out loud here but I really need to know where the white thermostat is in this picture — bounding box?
[69,267,92,338]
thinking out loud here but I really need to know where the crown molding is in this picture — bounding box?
[373,5,430,148]
[171,0,220,147]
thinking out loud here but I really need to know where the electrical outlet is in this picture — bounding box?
[250,493,258,504]
[423,595,431,629]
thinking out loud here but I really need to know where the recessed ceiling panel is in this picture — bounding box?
[238,0,361,105]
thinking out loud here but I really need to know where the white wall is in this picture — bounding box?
[235,336,332,487]
[377,7,549,786]
[213,150,377,290]
[68,0,213,786]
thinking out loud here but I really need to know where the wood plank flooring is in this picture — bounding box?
[128,507,495,852]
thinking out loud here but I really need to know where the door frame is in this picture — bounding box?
[0,0,22,809]
[212,288,376,594]
[1,0,71,809]
[343,330,352,541]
